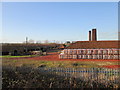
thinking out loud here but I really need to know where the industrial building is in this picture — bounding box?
[59,29,120,59]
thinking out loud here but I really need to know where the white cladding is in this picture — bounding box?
[59,49,120,59]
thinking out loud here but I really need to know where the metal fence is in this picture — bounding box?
[38,67,120,84]
[38,67,120,74]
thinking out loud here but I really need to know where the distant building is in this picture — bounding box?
[58,44,66,50]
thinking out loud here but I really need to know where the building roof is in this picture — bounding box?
[66,40,120,49]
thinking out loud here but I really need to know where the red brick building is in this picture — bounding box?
[59,29,120,60]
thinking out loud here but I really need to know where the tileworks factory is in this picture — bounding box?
[59,29,120,59]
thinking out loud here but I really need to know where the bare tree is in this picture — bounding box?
[23,41,26,43]
[28,39,34,43]
[55,41,60,44]
[44,40,49,44]
[36,40,41,44]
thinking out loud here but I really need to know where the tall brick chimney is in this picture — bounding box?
[89,31,91,41]
[92,29,97,41]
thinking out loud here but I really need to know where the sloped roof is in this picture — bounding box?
[66,40,120,49]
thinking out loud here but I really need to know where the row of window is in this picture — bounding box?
[62,49,120,55]
[59,54,120,59]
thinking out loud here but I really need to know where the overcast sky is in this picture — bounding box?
[2,2,118,43]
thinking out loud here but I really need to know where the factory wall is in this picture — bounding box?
[59,49,120,59]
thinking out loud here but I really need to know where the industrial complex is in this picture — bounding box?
[59,29,120,59]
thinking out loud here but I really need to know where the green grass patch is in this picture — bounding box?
[2,58,100,68]
[1,55,41,58]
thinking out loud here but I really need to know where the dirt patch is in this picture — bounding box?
[101,65,120,69]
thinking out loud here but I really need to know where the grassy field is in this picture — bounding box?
[2,57,120,68]
[0,55,40,58]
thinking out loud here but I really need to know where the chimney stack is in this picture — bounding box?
[92,29,97,41]
[89,31,91,41]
